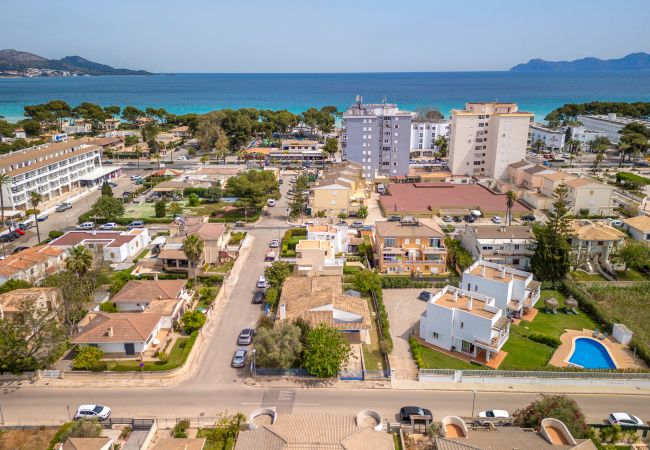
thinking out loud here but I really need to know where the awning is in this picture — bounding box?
[79,166,120,181]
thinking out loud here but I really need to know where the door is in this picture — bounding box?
[124,343,135,355]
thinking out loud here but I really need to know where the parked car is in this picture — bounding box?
[388,215,401,222]
[15,228,25,235]
[609,219,624,227]
[12,246,30,254]
[269,239,280,248]
[608,412,645,427]
[76,222,95,230]
[231,349,248,368]
[399,406,432,422]
[130,175,141,181]
[100,222,118,230]
[442,215,453,223]
[351,221,364,228]
[55,202,72,212]
[256,276,268,289]
[478,410,510,419]
[237,328,255,346]
[108,181,118,188]
[452,216,463,223]
[36,213,49,222]
[418,291,434,301]
[0,232,19,243]
[127,220,145,229]
[267,199,277,207]
[491,216,503,224]
[520,214,536,223]
[103,160,113,165]
[252,291,265,304]
[234,221,246,228]
[74,404,111,420]
[464,215,476,223]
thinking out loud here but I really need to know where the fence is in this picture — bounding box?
[101,417,155,430]
[419,368,650,386]
[256,368,313,377]
[370,290,392,374]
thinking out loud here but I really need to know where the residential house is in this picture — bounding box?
[410,119,449,156]
[235,410,394,450]
[14,128,27,139]
[73,312,164,356]
[158,248,192,273]
[49,229,151,263]
[434,416,597,450]
[461,260,541,319]
[0,245,66,285]
[419,285,510,363]
[623,215,650,243]
[170,126,191,138]
[88,137,125,154]
[171,217,228,264]
[277,276,372,343]
[373,218,447,275]
[103,118,121,131]
[461,225,535,270]
[310,183,353,216]
[62,119,93,135]
[0,287,62,321]
[56,437,114,450]
[152,438,206,450]
[568,220,626,269]
[109,279,190,313]
[306,223,350,253]
[563,177,615,216]
[295,239,344,276]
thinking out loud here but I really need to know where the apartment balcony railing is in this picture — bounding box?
[474,332,509,351]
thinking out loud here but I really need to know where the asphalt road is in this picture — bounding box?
[1,171,649,426]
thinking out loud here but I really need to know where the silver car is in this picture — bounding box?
[231,349,247,368]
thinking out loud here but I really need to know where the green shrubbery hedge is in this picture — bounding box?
[380,277,432,289]
[525,333,562,348]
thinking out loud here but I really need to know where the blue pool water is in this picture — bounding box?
[568,338,616,369]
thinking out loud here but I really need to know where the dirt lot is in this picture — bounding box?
[383,288,435,380]
[0,428,58,450]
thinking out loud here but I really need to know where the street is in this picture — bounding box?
[1,171,649,427]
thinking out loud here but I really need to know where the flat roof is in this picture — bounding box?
[434,290,497,319]
[469,264,528,282]
[379,183,531,214]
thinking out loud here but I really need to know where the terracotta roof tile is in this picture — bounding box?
[111,279,187,303]
[73,312,163,343]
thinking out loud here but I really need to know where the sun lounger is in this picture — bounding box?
[593,329,600,337]
[599,332,608,340]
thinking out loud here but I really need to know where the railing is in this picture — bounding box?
[101,417,155,430]
[462,370,650,379]
[256,367,313,377]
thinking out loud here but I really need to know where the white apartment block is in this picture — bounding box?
[461,225,536,270]
[341,100,414,180]
[0,139,112,213]
[419,285,510,363]
[529,123,565,151]
[461,260,541,320]
[410,120,450,154]
[448,103,533,179]
[570,126,609,149]
[576,114,650,144]
[306,224,350,254]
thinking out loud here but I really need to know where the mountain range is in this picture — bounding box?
[0,49,151,76]
[510,52,650,72]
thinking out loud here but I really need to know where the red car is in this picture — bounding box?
[15,228,25,235]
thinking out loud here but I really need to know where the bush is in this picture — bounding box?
[409,336,424,368]
[154,200,167,218]
[73,346,104,371]
[380,277,431,289]
[99,302,118,313]
[265,286,279,306]
[181,310,207,334]
[512,394,589,439]
[173,419,190,438]
[188,193,200,207]
[48,230,64,240]
[199,286,217,305]
[157,351,168,363]
[525,333,561,348]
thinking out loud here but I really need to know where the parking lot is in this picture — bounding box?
[382,288,437,380]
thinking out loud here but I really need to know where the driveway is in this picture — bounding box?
[383,288,435,380]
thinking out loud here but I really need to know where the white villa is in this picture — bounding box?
[419,286,510,363]
[461,260,541,319]
[306,223,350,254]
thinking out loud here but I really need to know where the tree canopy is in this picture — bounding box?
[545,101,650,128]
[254,322,303,368]
[226,170,279,206]
[264,261,292,290]
[302,325,351,378]
[512,394,588,439]
[89,195,125,222]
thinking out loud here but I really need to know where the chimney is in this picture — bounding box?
[481,265,486,277]
[453,289,458,302]
[500,266,506,278]
[467,296,473,311]
[107,326,114,337]
[279,303,287,320]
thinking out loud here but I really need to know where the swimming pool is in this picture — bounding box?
[568,337,616,369]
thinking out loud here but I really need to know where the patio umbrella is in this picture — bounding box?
[565,296,578,308]
[544,297,559,313]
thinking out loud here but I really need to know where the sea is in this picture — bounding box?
[1,71,650,123]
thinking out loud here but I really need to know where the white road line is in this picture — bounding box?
[239,402,320,406]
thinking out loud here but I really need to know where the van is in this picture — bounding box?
[127,220,145,229]
[77,222,95,230]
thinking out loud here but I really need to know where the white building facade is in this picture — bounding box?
[529,123,566,151]
[410,120,450,153]
[448,103,533,179]
[576,114,650,144]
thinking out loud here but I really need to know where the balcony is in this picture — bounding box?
[474,331,509,352]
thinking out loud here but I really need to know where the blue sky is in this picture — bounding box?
[3,0,650,73]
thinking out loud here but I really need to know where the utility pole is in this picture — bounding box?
[471,389,477,417]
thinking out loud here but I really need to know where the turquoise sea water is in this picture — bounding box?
[1,71,649,122]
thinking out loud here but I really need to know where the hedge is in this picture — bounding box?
[409,336,424,368]
[525,333,561,348]
[78,212,173,225]
[371,288,394,353]
[380,277,432,289]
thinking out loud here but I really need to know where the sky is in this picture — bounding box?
[2,0,650,73]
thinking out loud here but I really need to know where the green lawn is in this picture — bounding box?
[363,299,387,371]
[615,269,648,281]
[501,333,555,369]
[571,271,607,281]
[106,332,198,371]
[196,428,235,450]
[417,345,482,370]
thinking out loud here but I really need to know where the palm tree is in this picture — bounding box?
[590,136,610,172]
[28,191,42,244]
[183,234,204,285]
[66,245,94,276]
[0,173,11,257]
[533,138,545,154]
[505,190,517,226]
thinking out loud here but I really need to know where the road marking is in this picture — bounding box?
[239,402,320,406]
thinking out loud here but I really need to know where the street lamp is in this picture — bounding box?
[471,389,477,417]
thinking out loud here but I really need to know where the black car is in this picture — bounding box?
[418,291,434,301]
[399,406,432,422]
[0,231,19,243]
[12,246,30,254]
[464,215,476,223]
[452,216,463,223]
[388,215,401,222]
[520,214,536,222]
[252,291,265,304]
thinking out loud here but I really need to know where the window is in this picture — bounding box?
[460,322,464,329]
[512,259,520,265]
[597,241,604,245]
[404,239,410,244]
[415,238,421,245]
[432,332,439,339]
[384,238,396,248]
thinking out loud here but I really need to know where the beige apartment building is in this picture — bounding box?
[449,103,533,179]
[309,162,368,216]
[295,239,344,276]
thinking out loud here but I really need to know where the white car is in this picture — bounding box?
[267,199,277,207]
[99,222,118,230]
[269,239,280,248]
[610,219,624,227]
[608,412,644,427]
[74,404,111,420]
[479,410,510,419]
[76,222,95,230]
[130,175,141,181]
[491,216,502,224]
[256,276,268,289]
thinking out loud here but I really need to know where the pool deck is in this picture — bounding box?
[550,329,647,369]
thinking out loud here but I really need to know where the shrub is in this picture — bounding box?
[199,286,217,305]
[525,333,561,348]
[188,193,200,207]
[48,230,64,240]
[265,286,279,306]
[119,426,132,439]
[181,310,207,334]
[157,351,168,363]
[173,419,190,438]
[512,394,588,439]
[409,336,424,368]
[154,200,167,218]
[99,302,118,313]
[380,277,431,289]
[73,346,104,371]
